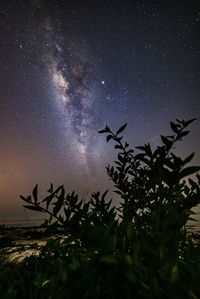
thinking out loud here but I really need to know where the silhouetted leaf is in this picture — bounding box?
[170,121,179,133]
[115,144,122,149]
[32,184,38,204]
[98,125,111,134]
[106,135,113,142]
[161,135,171,147]
[47,183,54,193]
[183,153,195,165]
[20,195,31,203]
[142,143,152,157]
[135,145,146,151]
[59,186,65,200]
[53,201,63,216]
[76,200,83,210]
[176,118,182,124]
[179,166,200,179]
[183,118,196,127]
[116,123,127,135]
[117,153,124,163]
[101,190,109,201]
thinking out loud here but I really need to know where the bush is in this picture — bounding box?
[1,118,200,299]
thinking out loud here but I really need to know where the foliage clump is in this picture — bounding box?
[1,118,200,299]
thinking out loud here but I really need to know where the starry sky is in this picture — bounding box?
[0,0,200,224]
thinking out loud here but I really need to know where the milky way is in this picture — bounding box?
[35,10,101,171]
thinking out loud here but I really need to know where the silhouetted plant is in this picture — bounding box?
[99,118,200,264]
[1,118,200,299]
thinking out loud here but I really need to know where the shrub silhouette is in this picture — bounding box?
[1,118,200,299]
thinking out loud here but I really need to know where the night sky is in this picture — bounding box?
[0,0,200,224]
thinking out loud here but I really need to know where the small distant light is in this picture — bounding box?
[101,80,105,85]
